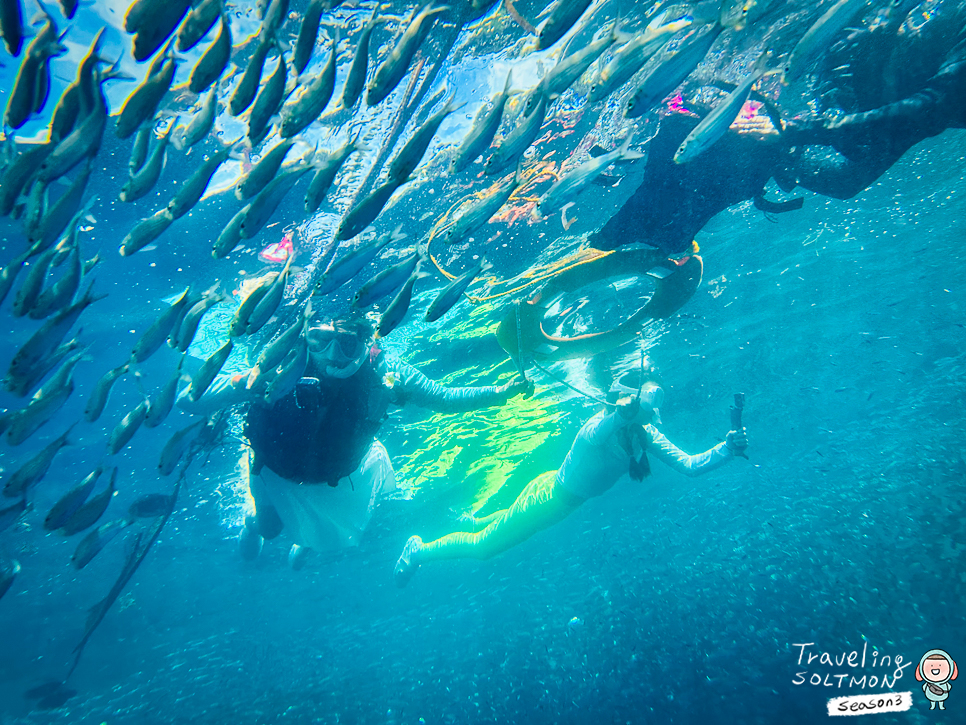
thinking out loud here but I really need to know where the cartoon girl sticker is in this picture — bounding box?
[917,649,958,710]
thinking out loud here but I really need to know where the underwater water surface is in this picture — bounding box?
[0,1,964,724]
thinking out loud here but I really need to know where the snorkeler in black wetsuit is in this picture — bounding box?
[779,0,966,198]
[591,0,966,256]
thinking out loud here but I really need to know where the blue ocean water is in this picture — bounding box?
[1,1,964,724]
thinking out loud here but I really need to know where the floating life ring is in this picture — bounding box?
[496,247,702,362]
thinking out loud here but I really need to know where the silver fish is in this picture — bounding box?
[244,254,294,335]
[84,362,129,424]
[176,291,224,351]
[450,69,515,174]
[425,256,490,322]
[536,0,592,51]
[0,141,53,216]
[625,23,724,119]
[166,141,237,219]
[378,267,426,337]
[388,91,460,182]
[159,418,207,475]
[236,139,295,200]
[5,350,85,446]
[0,498,27,534]
[674,53,771,164]
[587,14,691,104]
[177,0,222,52]
[144,357,185,428]
[525,20,623,115]
[336,175,408,242]
[61,467,117,535]
[0,0,24,56]
[2,423,74,498]
[316,224,404,295]
[5,335,80,399]
[783,0,871,83]
[129,123,152,175]
[5,11,66,129]
[13,245,59,319]
[292,0,325,75]
[44,465,103,531]
[720,0,778,31]
[124,0,169,34]
[72,518,131,570]
[37,91,104,184]
[247,303,310,388]
[0,252,28,308]
[172,83,219,151]
[29,244,80,320]
[189,12,232,94]
[444,164,524,245]
[230,274,277,336]
[229,31,272,117]
[108,399,150,455]
[304,132,362,214]
[239,163,312,239]
[187,340,234,402]
[29,200,95,319]
[115,46,178,139]
[261,0,290,36]
[0,559,20,602]
[211,204,250,259]
[538,133,643,213]
[352,248,422,308]
[263,336,308,405]
[120,118,178,203]
[484,91,552,175]
[128,492,176,518]
[366,3,448,107]
[337,5,385,110]
[131,287,191,363]
[28,163,92,256]
[130,0,192,62]
[22,177,48,244]
[48,28,107,142]
[37,53,120,186]
[247,44,288,144]
[119,208,175,257]
[8,281,103,380]
[279,28,340,139]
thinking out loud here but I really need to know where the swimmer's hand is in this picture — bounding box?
[726,427,748,454]
[498,376,531,400]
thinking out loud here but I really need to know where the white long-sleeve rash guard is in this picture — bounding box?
[555,409,734,500]
[178,355,513,417]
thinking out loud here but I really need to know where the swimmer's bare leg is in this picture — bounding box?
[459,509,508,532]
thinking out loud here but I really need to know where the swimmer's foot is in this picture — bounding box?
[238,516,263,561]
[394,535,423,588]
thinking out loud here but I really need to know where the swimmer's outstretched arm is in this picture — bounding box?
[389,359,521,413]
[177,371,253,416]
[644,425,733,477]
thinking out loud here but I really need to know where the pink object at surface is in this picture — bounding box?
[259,232,293,263]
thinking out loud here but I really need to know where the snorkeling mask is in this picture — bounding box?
[608,371,664,424]
[306,324,369,379]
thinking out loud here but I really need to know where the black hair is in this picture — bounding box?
[313,309,375,341]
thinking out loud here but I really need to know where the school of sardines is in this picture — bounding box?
[0,0,857,604]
